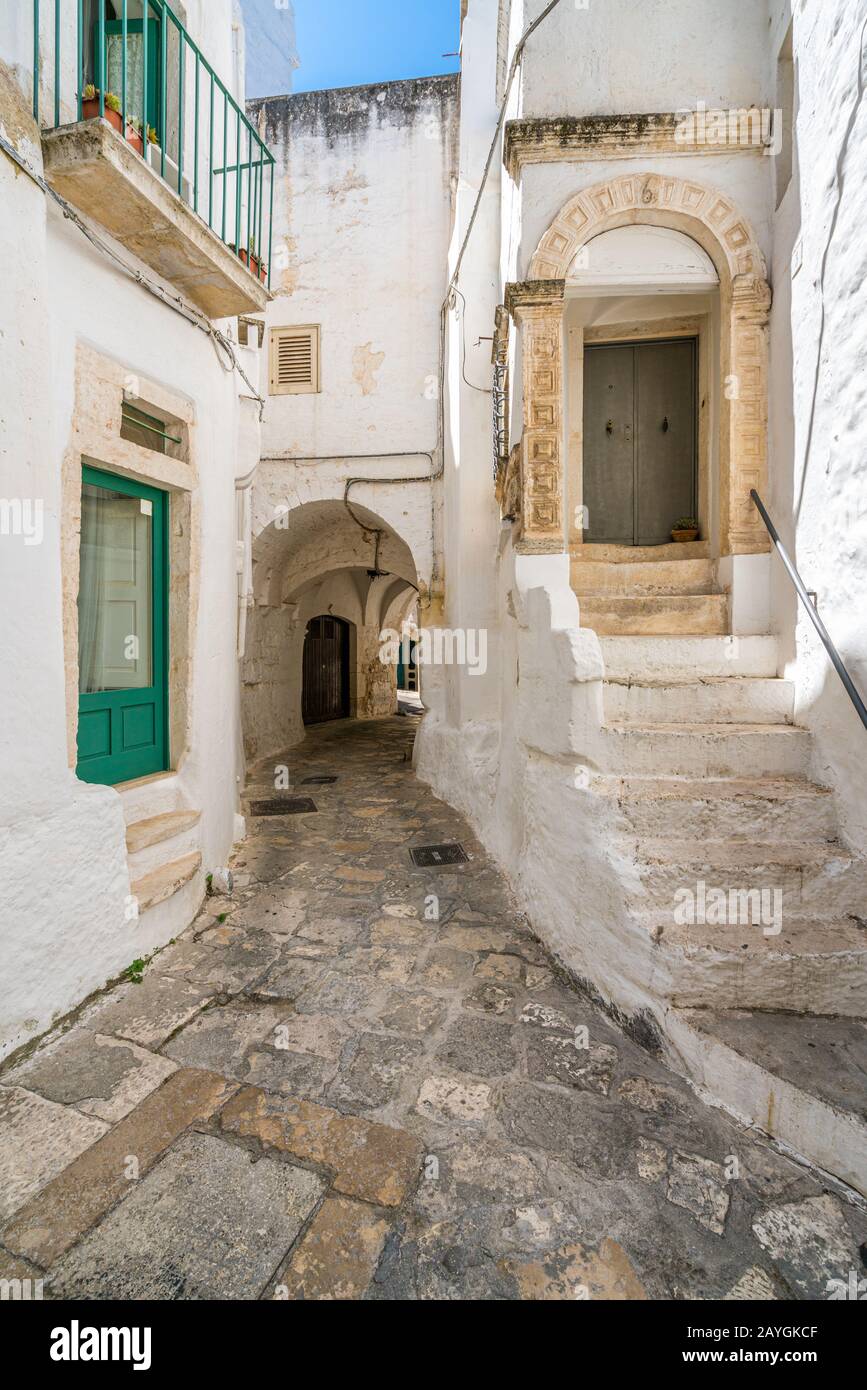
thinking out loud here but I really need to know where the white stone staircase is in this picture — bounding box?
[580,591,867,1195]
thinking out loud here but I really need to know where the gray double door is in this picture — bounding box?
[583,338,697,546]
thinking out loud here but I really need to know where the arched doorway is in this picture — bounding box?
[302,615,350,725]
[517,172,771,559]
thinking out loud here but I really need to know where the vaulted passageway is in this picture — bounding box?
[242,497,421,763]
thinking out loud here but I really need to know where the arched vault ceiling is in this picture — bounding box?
[252,498,419,606]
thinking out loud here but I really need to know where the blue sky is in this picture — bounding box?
[293,0,461,93]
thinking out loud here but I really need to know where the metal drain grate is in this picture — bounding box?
[409,843,469,867]
[301,776,338,785]
[249,797,318,817]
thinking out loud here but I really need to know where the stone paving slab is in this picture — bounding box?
[0,1248,47,1294]
[48,1132,324,1300]
[80,974,217,1049]
[153,928,280,991]
[0,1086,107,1226]
[220,1086,422,1207]
[278,1197,389,1300]
[3,1030,176,1123]
[502,1237,649,1300]
[160,1000,343,1100]
[1,1069,236,1267]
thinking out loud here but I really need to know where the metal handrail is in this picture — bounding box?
[751,489,867,731]
[30,0,275,285]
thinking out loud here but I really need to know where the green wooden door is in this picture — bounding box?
[76,466,169,786]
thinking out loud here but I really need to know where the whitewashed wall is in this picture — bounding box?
[766,0,867,854]
[241,77,459,757]
[250,77,457,471]
[513,0,769,118]
[0,20,254,1059]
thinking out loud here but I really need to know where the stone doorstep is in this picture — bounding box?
[219,1086,424,1209]
[667,1008,867,1200]
[578,592,730,638]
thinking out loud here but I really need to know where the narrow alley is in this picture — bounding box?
[2,716,864,1300]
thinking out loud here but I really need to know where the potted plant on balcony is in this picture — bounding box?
[126,118,144,156]
[671,516,700,542]
[81,84,122,134]
[142,125,162,168]
[237,239,268,283]
[81,85,143,152]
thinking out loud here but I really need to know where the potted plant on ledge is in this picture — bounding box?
[126,118,144,155]
[671,516,700,542]
[81,85,143,153]
[237,238,268,283]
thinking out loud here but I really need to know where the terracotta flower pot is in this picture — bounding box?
[126,125,144,155]
[82,97,123,135]
[238,248,268,283]
[671,528,699,542]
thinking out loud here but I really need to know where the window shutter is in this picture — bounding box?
[269,326,320,395]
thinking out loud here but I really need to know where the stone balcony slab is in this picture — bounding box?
[41,118,270,320]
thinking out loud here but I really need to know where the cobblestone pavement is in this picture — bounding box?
[2,716,865,1300]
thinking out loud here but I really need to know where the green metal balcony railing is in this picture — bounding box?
[31,0,275,289]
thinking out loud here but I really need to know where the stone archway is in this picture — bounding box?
[242,498,419,762]
[509,173,771,556]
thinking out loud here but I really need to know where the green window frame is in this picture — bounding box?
[96,12,163,141]
[76,464,169,786]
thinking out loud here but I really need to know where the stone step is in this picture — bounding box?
[126,809,201,855]
[666,1009,867,1197]
[580,593,729,637]
[603,722,811,777]
[635,914,867,1017]
[604,677,794,726]
[600,776,837,842]
[626,838,867,919]
[571,557,716,596]
[571,541,710,563]
[130,852,202,914]
[599,634,778,680]
[118,772,184,825]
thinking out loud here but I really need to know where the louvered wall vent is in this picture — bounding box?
[269,326,320,395]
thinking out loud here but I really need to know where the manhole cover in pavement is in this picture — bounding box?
[249,798,318,817]
[409,843,469,867]
[301,776,338,785]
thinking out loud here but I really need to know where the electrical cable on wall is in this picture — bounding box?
[0,131,267,418]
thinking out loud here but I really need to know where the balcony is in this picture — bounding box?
[29,1,274,319]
